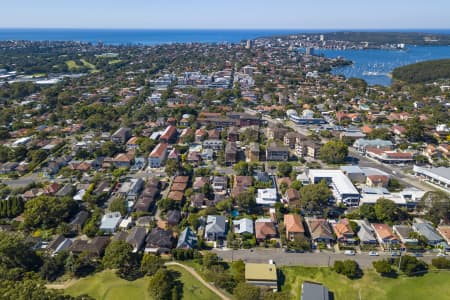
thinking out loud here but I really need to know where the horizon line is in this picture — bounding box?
[1,27,450,31]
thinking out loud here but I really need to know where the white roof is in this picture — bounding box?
[233,218,254,234]
[308,169,359,195]
[256,188,278,205]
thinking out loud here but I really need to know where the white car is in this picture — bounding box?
[344,250,356,256]
[437,252,447,257]
[369,251,379,256]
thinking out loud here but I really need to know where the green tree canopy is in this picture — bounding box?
[24,196,78,229]
[319,140,348,164]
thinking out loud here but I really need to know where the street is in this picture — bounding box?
[213,248,438,269]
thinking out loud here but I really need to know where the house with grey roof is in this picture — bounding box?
[177,227,198,249]
[393,225,418,245]
[412,221,444,246]
[233,218,254,235]
[356,220,378,244]
[126,226,147,252]
[301,282,330,300]
[205,215,226,241]
[99,212,122,234]
[353,139,393,153]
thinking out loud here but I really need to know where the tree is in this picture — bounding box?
[431,257,450,269]
[405,117,425,142]
[102,240,133,270]
[235,191,256,213]
[290,180,303,191]
[418,191,450,224]
[396,255,428,276]
[100,141,121,157]
[109,196,127,216]
[165,159,179,177]
[373,259,396,277]
[233,282,261,300]
[319,140,348,164]
[374,198,401,223]
[148,269,175,300]
[233,161,253,176]
[24,196,78,229]
[334,260,362,279]
[202,252,219,269]
[359,204,376,221]
[277,162,292,177]
[141,254,164,276]
[299,181,331,213]
[368,128,391,140]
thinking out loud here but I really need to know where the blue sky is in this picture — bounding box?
[2,0,450,29]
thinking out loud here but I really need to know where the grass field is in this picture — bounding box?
[66,59,97,72]
[65,266,220,300]
[281,266,450,300]
[66,60,81,71]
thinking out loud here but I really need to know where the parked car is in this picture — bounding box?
[413,252,423,257]
[437,252,447,257]
[369,251,379,256]
[344,250,356,256]
[391,251,401,257]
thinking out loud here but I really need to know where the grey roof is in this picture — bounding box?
[205,215,226,234]
[357,220,377,243]
[340,165,364,174]
[177,227,198,249]
[413,223,444,242]
[126,227,147,249]
[233,218,254,235]
[301,282,330,300]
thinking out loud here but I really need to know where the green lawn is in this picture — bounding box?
[281,266,450,300]
[66,60,81,71]
[65,266,219,300]
[108,59,122,65]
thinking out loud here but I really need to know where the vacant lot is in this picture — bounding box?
[65,266,220,300]
[281,266,450,300]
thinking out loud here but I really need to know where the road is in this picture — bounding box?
[244,107,436,192]
[165,262,230,300]
[213,248,438,269]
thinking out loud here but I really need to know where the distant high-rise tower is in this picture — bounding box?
[305,47,314,56]
[245,40,253,49]
[320,34,325,42]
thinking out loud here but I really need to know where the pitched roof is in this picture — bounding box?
[284,214,305,234]
[255,219,277,240]
[177,227,198,249]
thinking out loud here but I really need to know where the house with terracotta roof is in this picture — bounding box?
[371,223,399,249]
[366,148,414,164]
[255,218,277,242]
[126,136,139,151]
[437,225,450,245]
[159,125,177,144]
[284,214,305,241]
[148,143,168,168]
[333,219,356,245]
[366,174,390,188]
[113,153,134,168]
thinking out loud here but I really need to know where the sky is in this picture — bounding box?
[2,0,450,29]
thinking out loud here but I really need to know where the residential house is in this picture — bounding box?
[393,225,418,245]
[356,220,378,245]
[113,153,134,168]
[145,227,174,254]
[159,125,177,144]
[371,223,399,249]
[266,142,289,161]
[204,215,227,241]
[203,139,223,151]
[166,210,181,226]
[284,214,305,241]
[212,176,228,193]
[148,143,168,168]
[225,142,238,166]
[412,221,444,246]
[246,142,260,162]
[285,188,300,208]
[126,136,139,151]
[233,218,254,235]
[255,218,277,242]
[437,225,450,245]
[69,211,89,234]
[193,176,210,191]
[126,227,147,252]
[111,127,131,144]
[227,126,239,142]
[333,219,356,245]
[47,235,72,257]
[301,282,330,300]
[69,237,110,256]
[305,218,334,245]
[256,188,277,206]
[366,175,390,188]
[245,263,278,291]
[99,212,122,234]
[177,227,198,249]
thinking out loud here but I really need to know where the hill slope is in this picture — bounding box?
[392,59,450,83]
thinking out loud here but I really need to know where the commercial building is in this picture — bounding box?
[307,169,360,206]
[413,166,450,189]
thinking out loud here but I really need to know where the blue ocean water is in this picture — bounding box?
[0,28,449,85]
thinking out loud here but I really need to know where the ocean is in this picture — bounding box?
[1,28,450,86]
